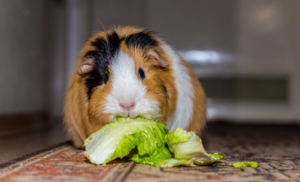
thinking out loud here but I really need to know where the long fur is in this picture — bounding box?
[164,45,195,131]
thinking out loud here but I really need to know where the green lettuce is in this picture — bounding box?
[84,117,222,167]
[165,128,222,165]
[131,155,195,167]
[230,161,258,168]
[209,153,226,160]
[84,117,169,165]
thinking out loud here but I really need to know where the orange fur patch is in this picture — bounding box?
[183,59,207,136]
[122,43,178,124]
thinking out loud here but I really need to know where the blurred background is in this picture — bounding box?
[1,0,300,162]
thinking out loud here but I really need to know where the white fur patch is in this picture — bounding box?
[164,45,194,131]
[104,50,160,120]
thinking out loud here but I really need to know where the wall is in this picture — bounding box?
[146,0,237,53]
[221,0,300,121]
[0,0,46,114]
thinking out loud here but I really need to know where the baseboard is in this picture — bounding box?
[0,114,50,137]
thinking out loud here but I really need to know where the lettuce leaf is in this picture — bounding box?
[165,128,220,165]
[131,155,195,167]
[109,132,172,165]
[84,117,223,167]
[84,117,168,165]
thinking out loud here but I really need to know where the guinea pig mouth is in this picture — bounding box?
[121,111,136,118]
[108,112,136,123]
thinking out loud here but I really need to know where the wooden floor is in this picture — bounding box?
[0,121,69,164]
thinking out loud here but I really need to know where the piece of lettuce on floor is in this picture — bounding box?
[230,161,258,168]
[84,117,224,167]
[84,117,168,165]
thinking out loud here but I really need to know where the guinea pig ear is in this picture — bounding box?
[146,50,169,68]
[77,58,95,76]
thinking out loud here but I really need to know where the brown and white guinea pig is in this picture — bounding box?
[64,26,206,148]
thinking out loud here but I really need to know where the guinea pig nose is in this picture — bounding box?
[120,102,136,110]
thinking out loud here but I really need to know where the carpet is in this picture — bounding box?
[1,123,300,182]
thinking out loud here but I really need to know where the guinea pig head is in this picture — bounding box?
[77,28,177,126]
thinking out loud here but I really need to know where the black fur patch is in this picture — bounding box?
[125,31,159,51]
[84,31,122,99]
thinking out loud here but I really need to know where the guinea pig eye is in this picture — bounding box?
[138,68,146,80]
[104,74,109,84]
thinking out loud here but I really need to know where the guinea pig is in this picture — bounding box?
[64,26,206,148]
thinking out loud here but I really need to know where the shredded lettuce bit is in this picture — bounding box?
[209,153,226,160]
[230,161,258,168]
[84,117,223,167]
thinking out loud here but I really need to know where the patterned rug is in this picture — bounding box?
[1,123,300,182]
